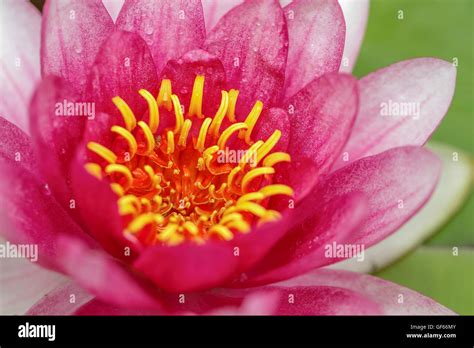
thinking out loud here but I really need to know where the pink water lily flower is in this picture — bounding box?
[0,0,457,315]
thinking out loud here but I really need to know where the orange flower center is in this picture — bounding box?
[85,76,292,246]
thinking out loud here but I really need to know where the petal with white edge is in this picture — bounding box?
[0,237,67,315]
[338,0,370,72]
[330,142,473,273]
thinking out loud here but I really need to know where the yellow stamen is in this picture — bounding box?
[259,210,282,225]
[111,125,138,158]
[143,165,158,188]
[84,80,293,246]
[140,198,151,212]
[241,167,275,192]
[259,184,294,198]
[219,212,243,225]
[227,166,241,187]
[171,94,184,134]
[217,122,248,149]
[208,225,233,241]
[87,142,117,164]
[256,130,281,164]
[236,192,264,204]
[178,119,192,147]
[263,152,291,167]
[183,221,199,235]
[239,140,263,168]
[240,100,263,143]
[84,162,102,179]
[157,79,173,111]
[195,117,212,152]
[118,195,141,211]
[203,145,219,158]
[188,75,204,118]
[110,183,124,196]
[119,204,137,216]
[157,224,179,242]
[112,96,137,131]
[127,213,163,234]
[209,91,229,137]
[139,89,159,133]
[166,130,175,154]
[105,164,133,189]
[225,201,267,218]
[226,89,239,122]
[137,121,155,155]
[226,219,250,232]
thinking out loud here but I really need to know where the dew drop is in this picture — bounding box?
[144,24,154,35]
[44,184,51,196]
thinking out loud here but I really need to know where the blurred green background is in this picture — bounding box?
[352,0,473,314]
[29,0,473,313]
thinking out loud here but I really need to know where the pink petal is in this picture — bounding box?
[0,0,41,133]
[73,300,153,315]
[55,234,163,310]
[26,285,278,315]
[282,269,455,314]
[337,58,457,167]
[0,116,37,174]
[201,0,242,32]
[234,193,368,287]
[338,0,369,72]
[179,286,381,315]
[204,0,289,118]
[230,209,303,274]
[27,282,95,315]
[116,0,206,74]
[0,160,93,271]
[41,0,114,93]
[29,76,86,209]
[315,147,441,248]
[239,146,440,286]
[160,49,226,117]
[272,159,319,205]
[133,242,238,293]
[0,240,67,315]
[285,73,358,199]
[267,286,381,315]
[86,30,159,119]
[252,107,290,152]
[70,147,134,260]
[283,0,346,98]
[204,291,280,315]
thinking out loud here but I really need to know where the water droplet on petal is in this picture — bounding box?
[144,23,154,35]
[44,184,51,195]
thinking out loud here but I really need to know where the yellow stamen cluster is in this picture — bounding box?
[85,76,293,246]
